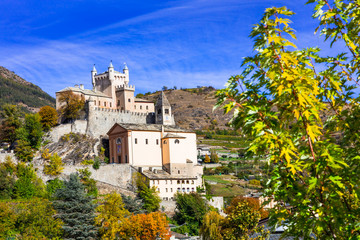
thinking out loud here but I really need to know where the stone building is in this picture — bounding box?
[56,61,202,199]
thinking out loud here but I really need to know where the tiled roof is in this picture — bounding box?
[117,123,193,133]
[56,87,111,98]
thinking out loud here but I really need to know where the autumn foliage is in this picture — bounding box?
[39,105,58,131]
[58,91,85,122]
[225,196,269,219]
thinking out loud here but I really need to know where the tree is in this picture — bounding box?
[226,196,269,221]
[52,174,97,239]
[58,91,85,122]
[136,174,161,212]
[43,152,64,176]
[16,113,43,149]
[77,167,98,197]
[0,104,22,144]
[121,194,145,214]
[210,149,219,163]
[216,3,360,238]
[0,159,16,199]
[0,199,63,239]
[222,201,268,240]
[13,162,45,199]
[95,192,129,239]
[204,154,211,163]
[14,140,34,162]
[122,212,170,240]
[174,192,208,236]
[200,211,224,240]
[39,105,58,131]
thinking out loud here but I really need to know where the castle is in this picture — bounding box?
[56,62,203,199]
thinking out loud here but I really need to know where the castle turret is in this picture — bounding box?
[123,62,129,85]
[91,64,97,89]
[108,60,114,81]
[155,91,175,125]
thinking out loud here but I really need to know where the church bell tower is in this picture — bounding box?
[155,91,174,125]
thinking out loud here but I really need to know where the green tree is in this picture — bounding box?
[121,194,145,214]
[174,192,208,236]
[16,113,43,149]
[136,174,161,212]
[52,174,97,239]
[77,167,98,197]
[14,140,34,162]
[58,91,85,122]
[0,104,22,144]
[14,162,45,199]
[222,201,268,240]
[210,149,219,163]
[200,210,224,240]
[43,152,64,176]
[216,3,360,238]
[46,178,64,198]
[0,157,16,199]
[39,105,58,131]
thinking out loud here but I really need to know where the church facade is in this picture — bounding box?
[55,62,203,199]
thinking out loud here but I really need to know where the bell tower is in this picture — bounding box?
[155,91,174,125]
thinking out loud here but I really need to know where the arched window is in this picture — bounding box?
[175,139,180,144]
[116,138,122,144]
[163,140,167,144]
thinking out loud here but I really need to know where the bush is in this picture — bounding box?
[93,158,100,170]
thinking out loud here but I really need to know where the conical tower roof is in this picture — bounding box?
[156,91,171,107]
[92,64,97,72]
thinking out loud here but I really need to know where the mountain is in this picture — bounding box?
[142,87,233,130]
[0,66,55,112]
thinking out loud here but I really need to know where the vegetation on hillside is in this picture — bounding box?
[0,70,55,111]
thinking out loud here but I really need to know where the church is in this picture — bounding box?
[56,61,203,199]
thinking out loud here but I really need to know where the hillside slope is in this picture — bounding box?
[0,66,55,112]
[142,87,232,130]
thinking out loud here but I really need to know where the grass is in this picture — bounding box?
[203,175,235,184]
[209,184,246,197]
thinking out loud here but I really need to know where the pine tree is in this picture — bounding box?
[52,174,97,239]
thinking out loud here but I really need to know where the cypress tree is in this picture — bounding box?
[52,173,97,239]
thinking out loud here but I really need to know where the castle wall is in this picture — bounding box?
[87,107,154,137]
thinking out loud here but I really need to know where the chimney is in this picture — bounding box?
[80,84,84,90]
[74,84,79,88]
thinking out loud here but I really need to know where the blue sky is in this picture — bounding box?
[0,0,344,97]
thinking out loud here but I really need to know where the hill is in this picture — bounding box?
[141,87,232,130]
[0,66,55,112]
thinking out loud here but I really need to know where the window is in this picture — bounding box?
[135,138,137,144]
[110,103,112,107]
[153,180,155,184]
[191,180,194,184]
[134,105,136,109]
[140,106,142,110]
[177,180,180,184]
[128,98,131,102]
[99,101,101,105]
[191,188,194,192]
[170,180,173,184]
[175,139,180,144]
[125,155,128,163]
[158,188,160,192]
[178,170,180,174]
[104,102,107,107]
[156,139,159,145]
[116,138,122,144]
[163,140,167,144]
[157,180,159,184]
[186,180,189,184]
[94,101,96,106]
[165,180,167,184]
[166,188,168,192]
[118,156,121,163]
[145,139,148,144]
[182,180,185,184]
[182,188,185,192]
[171,188,173,192]
[158,109,161,114]
[117,100,120,106]
[177,188,181,192]
[187,188,190,192]
[146,106,148,110]
[165,109,169,114]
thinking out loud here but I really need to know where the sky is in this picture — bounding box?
[0,0,345,97]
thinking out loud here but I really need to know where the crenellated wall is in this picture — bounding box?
[86,106,155,137]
